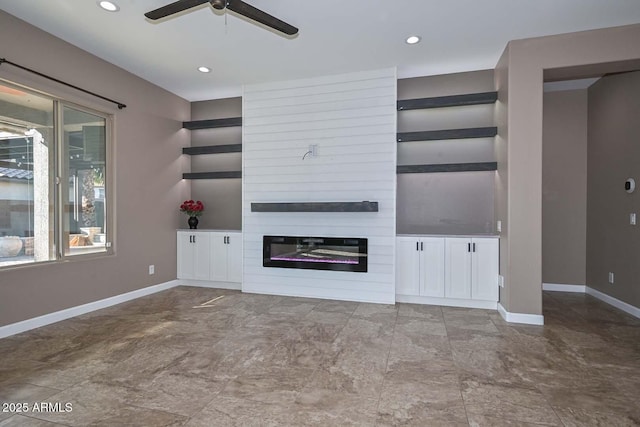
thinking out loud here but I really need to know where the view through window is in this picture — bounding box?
[0,82,110,268]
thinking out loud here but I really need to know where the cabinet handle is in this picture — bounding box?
[473,243,476,252]
[193,235,196,243]
[468,243,471,252]
[416,242,419,251]
[420,242,423,251]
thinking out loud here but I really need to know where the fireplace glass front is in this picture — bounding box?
[263,235,367,272]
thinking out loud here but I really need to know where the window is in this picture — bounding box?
[0,81,111,268]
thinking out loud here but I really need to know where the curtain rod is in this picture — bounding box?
[0,57,127,109]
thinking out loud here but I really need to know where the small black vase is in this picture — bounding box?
[187,216,199,229]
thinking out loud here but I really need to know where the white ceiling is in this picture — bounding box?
[1,0,640,101]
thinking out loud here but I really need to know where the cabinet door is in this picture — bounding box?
[210,233,228,282]
[420,238,445,297]
[471,238,499,301]
[177,232,195,279]
[445,238,472,299]
[178,231,210,280]
[226,232,243,283]
[396,237,421,296]
[192,232,211,280]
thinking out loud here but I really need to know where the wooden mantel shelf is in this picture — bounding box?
[251,201,379,213]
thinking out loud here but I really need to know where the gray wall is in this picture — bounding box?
[396,71,496,235]
[0,11,190,327]
[587,71,640,308]
[190,98,242,231]
[542,89,588,286]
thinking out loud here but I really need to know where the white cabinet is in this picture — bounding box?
[396,235,499,308]
[396,237,445,297]
[445,238,473,299]
[177,230,242,286]
[470,238,499,301]
[210,232,242,283]
[177,231,210,280]
[445,237,499,302]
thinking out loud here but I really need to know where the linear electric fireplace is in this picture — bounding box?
[263,235,368,272]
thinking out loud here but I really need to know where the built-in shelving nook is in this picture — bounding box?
[181,116,243,180]
[184,97,243,230]
[396,71,498,236]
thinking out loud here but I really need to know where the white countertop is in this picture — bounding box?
[397,234,499,238]
[177,229,241,233]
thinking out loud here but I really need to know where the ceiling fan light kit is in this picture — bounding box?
[145,0,299,36]
[406,35,421,44]
[98,1,119,12]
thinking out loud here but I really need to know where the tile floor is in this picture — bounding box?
[0,288,639,426]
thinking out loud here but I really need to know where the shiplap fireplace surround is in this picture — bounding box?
[242,68,397,304]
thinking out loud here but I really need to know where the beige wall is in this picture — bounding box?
[542,89,588,286]
[495,23,640,316]
[587,71,640,308]
[494,46,510,308]
[0,11,190,327]
[189,98,242,231]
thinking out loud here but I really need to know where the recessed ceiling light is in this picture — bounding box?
[98,1,119,12]
[405,35,421,45]
[198,66,212,73]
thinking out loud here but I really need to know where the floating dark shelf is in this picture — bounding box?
[182,117,242,130]
[397,127,497,142]
[182,171,242,180]
[397,92,497,111]
[251,201,379,213]
[397,162,497,174]
[182,144,242,155]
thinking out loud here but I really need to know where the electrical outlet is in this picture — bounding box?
[498,275,504,288]
[309,144,318,157]
[608,272,614,284]
[497,220,502,233]
[149,265,155,275]
[630,213,636,225]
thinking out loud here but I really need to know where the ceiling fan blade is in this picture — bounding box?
[145,0,210,20]
[226,0,298,35]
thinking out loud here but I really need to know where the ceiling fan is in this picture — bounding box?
[145,0,298,36]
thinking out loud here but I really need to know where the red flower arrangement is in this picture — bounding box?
[179,200,204,217]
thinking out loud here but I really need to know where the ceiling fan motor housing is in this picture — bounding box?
[210,0,227,10]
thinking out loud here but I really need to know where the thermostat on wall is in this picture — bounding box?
[625,178,635,193]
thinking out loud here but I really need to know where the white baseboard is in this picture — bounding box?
[242,286,395,305]
[497,303,544,325]
[543,282,640,319]
[586,286,640,319]
[543,283,586,293]
[179,279,241,291]
[0,280,181,339]
[395,294,497,310]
